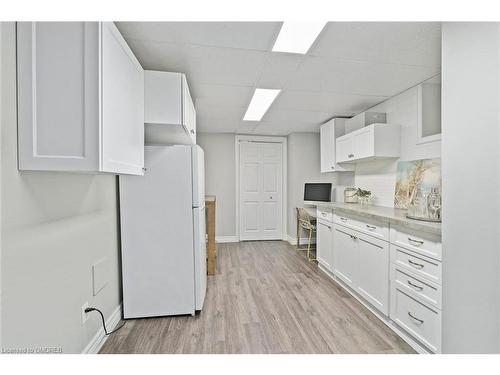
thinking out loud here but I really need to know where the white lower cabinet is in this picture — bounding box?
[332,223,389,316]
[317,219,334,272]
[315,210,443,353]
[391,288,441,353]
[332,225,358,288]
[389,228,443,353]
[357,234,389,316]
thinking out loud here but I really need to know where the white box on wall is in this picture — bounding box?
[346,112,387,133]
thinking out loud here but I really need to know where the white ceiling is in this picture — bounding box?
[116,22,441,135]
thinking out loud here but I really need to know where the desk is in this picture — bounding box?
[205,196,216,276]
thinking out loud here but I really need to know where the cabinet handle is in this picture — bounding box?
[408,237,424,246]
[190,129,195,134]
[366,224,376,230]
[331,166,335,169]
[349,234,357,240]
[321,212,327,216]
[348,154,354,158]
[408,259,424,269]
[320,223,332,230]
[407,280,424,291]
[408,312,424,324]
[340,217,348,222]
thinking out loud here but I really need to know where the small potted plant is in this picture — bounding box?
[356,188,372,205]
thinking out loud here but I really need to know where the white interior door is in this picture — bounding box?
[239,141,283,241]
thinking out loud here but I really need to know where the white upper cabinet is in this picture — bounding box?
[17,22,144,175]
[320,118,354,173]
[144,70,196,145]
[336,123,400,163]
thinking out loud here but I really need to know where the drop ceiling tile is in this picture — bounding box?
[184,44,267,86]
[126,39,267,86]
[285,56,439,96]
[253,121,321,135]
[273,90,388,114]
[263,109,333,124]
[195,104,245,122]
[310,22,441,67]
[191,83,253,108]
[117,22,281,51]
[125,39,189,73]
[256,53,304,88]
[197,119,238,133]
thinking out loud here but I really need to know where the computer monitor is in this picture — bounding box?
[303,183,332,203]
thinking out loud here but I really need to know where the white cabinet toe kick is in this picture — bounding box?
[315,211,442,353]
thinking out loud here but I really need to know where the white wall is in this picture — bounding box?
[354,85,441,207]
[287,133,323,241]
[198,132,354,242]
[441,22,500,353]
[196,133,236,239]
[287,132,353,241]
[1,23,121,354]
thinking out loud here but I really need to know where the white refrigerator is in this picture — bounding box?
[119,145,207,318]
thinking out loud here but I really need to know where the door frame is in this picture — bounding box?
[235,135,287,242]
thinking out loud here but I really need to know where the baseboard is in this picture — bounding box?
[215,236,239,243]
[82,303,122,354]
[286,235,317,247]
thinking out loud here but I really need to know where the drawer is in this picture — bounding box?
[392,266,441,309]
[390,226,442,261]
[391,289,441,353]
[334,213,389,241]
[391,246,442,285]
[317,207,333,223]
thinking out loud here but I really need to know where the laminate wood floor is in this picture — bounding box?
[100,241,415,354]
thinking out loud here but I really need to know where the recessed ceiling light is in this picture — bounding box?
[243,88,281,121]
[272,22,327,54]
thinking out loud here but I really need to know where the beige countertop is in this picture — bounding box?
[314,202,442,237]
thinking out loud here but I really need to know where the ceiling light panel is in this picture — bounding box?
[243,88,281,121]
[272,22,327,54]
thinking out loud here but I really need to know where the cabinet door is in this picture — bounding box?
[353,127,374,160]
[317,221,333,271]
[335,135,353,163]
[101,22,144,175]
[17,22,100,172]
[144,71,182,125]
[320,123,335,172]
[357,234,389,315]
[182,75,196,144]
[333,226,358,287]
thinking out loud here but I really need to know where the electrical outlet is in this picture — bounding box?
[81,302,89,325]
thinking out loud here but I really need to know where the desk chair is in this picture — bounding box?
[295,207,317,262]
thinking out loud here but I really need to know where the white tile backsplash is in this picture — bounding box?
[355,160,398,207]
[353,84,441,208]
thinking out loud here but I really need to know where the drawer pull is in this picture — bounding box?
[408,237,424,246]
[366,224,376,230]
[349,234,357,240]
[322,212,327,216]
[340,217,348,222]
[408,312,424,324]
[348,154,354,158]
[408,259,424,269]
[320,222,332,230]
[407,280,424,291]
